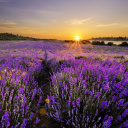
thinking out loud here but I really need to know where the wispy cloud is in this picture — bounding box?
[0,20,16,28]
[96,23,119,27]
[2,21,16,25]
[122,24,128,28]
[65,17,92,25]
[0,19,32,30]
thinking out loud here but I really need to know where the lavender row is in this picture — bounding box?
[0,41,128,127]
[0,56,44,127]
[47,58,128,128]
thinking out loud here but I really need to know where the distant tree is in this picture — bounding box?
[92,41,105,45]
[0,33,41,41]
[91,36,128,41]
[107,42,113,46]
[92,41,100,45]
[100,41,105,45]
[119,42,128,46]
[64,40,70,43]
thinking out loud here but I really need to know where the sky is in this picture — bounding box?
[0,0,128,40]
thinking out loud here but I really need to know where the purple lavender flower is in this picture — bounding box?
[76,98,80,106]
[51,95,55,101]
[117,115,121,121]
[116,99,125,106]
[72,101,75,107]
[35,118,40,124]
[20,88,24,94]
[120,88,128,97]
[20,118,27,128]
[94,92,102,98]
[112,95,118,102]
[22,95,27,107]
[1,110,10,127]
[67,100,71,106]
[124,120,128,127]
[59,81,63,85]
[100,101,109,109]
[69,90,72,95]
[122,109,128,117]
[29,112,34,120]
[26,105,28,112]
[108,116,113,121]
[103,120,111,128]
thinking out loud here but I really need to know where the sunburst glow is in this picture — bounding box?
[76,36,80,41]
[68,36,83,55]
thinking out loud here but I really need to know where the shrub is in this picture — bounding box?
[0,58,6,64]
[93,57,102,61]
[114,56,125,59]
[92,41,105,45]
[75,56,87,60]
[107,42,113,46]
[119,42,128,47]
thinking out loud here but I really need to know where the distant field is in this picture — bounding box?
[0,40,128,60]
[0,41,128,128]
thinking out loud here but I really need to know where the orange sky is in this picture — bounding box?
[0,0,128,40]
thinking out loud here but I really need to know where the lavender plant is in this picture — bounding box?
[0,41,128,127]
[47,58,128,128]
[0,57,44,127]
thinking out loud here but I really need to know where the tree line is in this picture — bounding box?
[0,33,41,41]
[92,41,128,47]
[92,37,128,41]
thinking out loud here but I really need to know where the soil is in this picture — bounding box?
[29,60,62,128]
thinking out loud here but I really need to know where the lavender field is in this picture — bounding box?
[0,41,128,128]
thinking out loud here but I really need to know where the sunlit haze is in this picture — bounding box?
[76,36,80,41]
[0,0,128,40]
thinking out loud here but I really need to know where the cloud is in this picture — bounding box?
[0,19,32,30]
[2,21,16,25]
[96,23,119,27]
[0,20,16,28]
[122,24,128,28]
[65,17,92,25]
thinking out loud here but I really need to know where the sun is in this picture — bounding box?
[76,36,80,41]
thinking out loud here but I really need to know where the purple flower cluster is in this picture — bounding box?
[1,110,10,127]
[47,57,128,128]
[100,101,109,109]
[1,41,128,127]
[0,55,44,127]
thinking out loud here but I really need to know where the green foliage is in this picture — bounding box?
[92,37,128,41]
[124,59,128,63]
[118,42,128,47]
[58,59,67,65]
[75,56,87,60]
[92,41,105,45]
[107,42,113,46]
[93,57,102,61]
[0,58,7,64]
[114,56,125,59]
[0,33,39,41]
